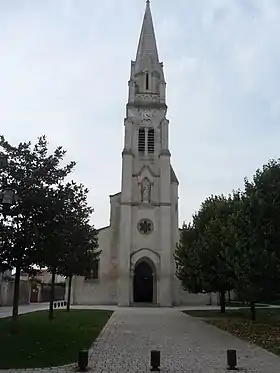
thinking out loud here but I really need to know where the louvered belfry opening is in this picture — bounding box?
[138,128,146,153]
[148,128,154,153]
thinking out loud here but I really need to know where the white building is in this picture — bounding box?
[70,1,213,307]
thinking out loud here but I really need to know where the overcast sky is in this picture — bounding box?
[1,0,280,228]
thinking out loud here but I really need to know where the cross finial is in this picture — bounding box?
[146,0,150,4]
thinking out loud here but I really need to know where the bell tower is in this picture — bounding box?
[117,0,179,307]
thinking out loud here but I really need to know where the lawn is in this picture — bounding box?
[183,308,280,356]
[0,309,113,369]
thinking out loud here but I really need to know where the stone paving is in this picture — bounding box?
[1,307,280,372]
[87,308,280,373]
[0,303,49,319]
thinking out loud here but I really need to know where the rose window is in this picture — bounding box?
[137,219,153,235]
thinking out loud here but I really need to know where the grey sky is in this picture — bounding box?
[1,0,280,228]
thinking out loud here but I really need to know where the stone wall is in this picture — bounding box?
[69,225,118,305]
[0,279,30,306]
[179,288,219,306]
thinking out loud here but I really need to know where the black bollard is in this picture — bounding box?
[227,349,237,370]
[78,350,88,371]
[150,350,160,371]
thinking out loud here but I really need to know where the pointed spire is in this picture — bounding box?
[134,0,160,73]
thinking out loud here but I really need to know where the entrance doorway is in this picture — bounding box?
[133,260,154,303]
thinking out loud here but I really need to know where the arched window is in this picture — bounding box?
[145,73,149,90]
[138,128,145,153]
[148,128,155,153]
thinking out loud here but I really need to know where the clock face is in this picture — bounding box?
[142,110,151,119]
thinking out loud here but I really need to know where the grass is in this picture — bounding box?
[0,309,113,369]
[183,307,280,356]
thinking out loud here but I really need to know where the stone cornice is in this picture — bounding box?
[122,149,134,156]
[127,103,167,110]
[160,149,171,156]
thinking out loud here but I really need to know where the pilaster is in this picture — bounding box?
[159,205,172,306]
[117,204,131,306]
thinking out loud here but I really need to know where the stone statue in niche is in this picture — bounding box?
[140,178,152,203]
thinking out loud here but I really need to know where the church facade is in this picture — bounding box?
[70,1,214,307]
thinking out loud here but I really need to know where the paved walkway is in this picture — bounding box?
[87,308,280,373]
[1,307,280,372]
[0,303,49,319]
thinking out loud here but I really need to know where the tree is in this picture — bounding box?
[175,195,237,313]
[61,222,100,311]
[232,161,280,320]
[176,159,280,320]
[175,223,203,294]
[56,182,100,312]
[36,181,99,318]
[0,135,75,330]
[195,195,238,312]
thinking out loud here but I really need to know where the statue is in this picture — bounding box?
[140,178,151,203]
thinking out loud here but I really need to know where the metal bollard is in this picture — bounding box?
[227,349,237,370]
[150,350,160,371]
[78,349,88,371]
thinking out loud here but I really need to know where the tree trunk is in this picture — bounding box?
[220,291,226,313]
[250,301,256,321]
[228,290,231,304]
[66,275,72,312]
[49,270,56,320]
[11,261,21,333]
[0,272,3,307]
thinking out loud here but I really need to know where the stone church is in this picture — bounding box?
[70,1,212,307]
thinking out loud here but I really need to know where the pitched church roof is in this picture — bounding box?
[135,0,160,74]
[170,166,179,185]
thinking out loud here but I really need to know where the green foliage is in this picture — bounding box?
[34,180,100,277]
[194,194,237,294]
[175,195,237,304]
[0,135,99,320]
[0,135,75,273]
[175,223,202,293]
[232,160,280,304]
[177,158,280,319]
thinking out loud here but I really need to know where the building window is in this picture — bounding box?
[138,128,145,153]
[145,73,149,90]
[148,128,155,153]
[85,260,99,280]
